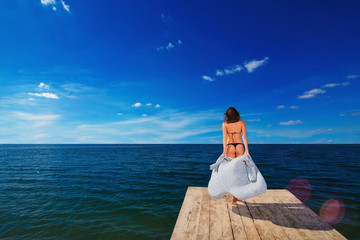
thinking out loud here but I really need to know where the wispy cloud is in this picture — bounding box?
[155,104,161,108]
[215,70,224,76]
[60,0,70,13]
[244,57,269,73]
[279,120,303,126]
[157,40,182,51]
[41,0,56,5]
[203,57,269,82]
[73,109,223,143]
[40,0,71,13]
[298,88,326,99]
[13,111,61,128]
[277,105,298,109]
[298,81,350,99]
[247,119,261,122]
[216,65,242,76]
[28,92,59,99]
[146,103,152,106]
[347,74,360,79]
[202,75,215,82]
[322,82,350,88]
[14,111,60,121]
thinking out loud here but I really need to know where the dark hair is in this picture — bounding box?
[224,107,240,123]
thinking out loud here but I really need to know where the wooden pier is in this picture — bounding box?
[171,186,346,240]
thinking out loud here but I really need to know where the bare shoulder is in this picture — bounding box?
[239,120,245,125]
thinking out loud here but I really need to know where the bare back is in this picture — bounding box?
[224,120,244,144]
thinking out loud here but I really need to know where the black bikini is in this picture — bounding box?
[226,132,244,157]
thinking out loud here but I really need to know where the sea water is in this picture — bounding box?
[0,144,359,239]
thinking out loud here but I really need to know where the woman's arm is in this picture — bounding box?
[222,122,227,155]
[242,121,249,154]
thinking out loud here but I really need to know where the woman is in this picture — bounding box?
[222,107,249,204]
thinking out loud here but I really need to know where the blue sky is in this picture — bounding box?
[0,0,359,143]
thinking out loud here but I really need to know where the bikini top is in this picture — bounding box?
[228,132,241,142]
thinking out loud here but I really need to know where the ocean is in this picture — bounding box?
[0,144,359,239]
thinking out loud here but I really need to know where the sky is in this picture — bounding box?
[0,0,359,144]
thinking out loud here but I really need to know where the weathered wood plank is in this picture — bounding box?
[250,196,289,240]
[210,196,233,240]
[171,187,195,240]
[236,199,261,240]
[253,194,304,240]
[184,187,203,239]
[172,188,347,240]
[225,194,247,240]
[281,193,347,240]
[196,188,210,240]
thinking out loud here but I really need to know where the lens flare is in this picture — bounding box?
[286,177,312,202]
[319,199,345,225]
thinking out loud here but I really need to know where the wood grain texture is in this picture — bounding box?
[171,187,347,240]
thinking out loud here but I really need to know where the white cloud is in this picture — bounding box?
[117,113,123,116]
[39,82,50,89]
[41,0,56,5]
[142,114,148,117]
[157,42,175,51]
[279,120,303,126]
[298,88,326,99]
[178,40,183,45]
[155,104,161,108]
[290,105,298,109]
[132,102,142,107]
[247,119,261,122]
[322,83,340,88]
[224,65,242,75]
[13,111,60,121]
[347,74,360,79]
[41,0,70,13]
[28,92,59,99]
[146,103,152,106]
[215,70,224,76]
[60,0,70,13]
[202,75,215,82]
[277,105,285,109]
[244,57,269,73]
[322,82,350,88]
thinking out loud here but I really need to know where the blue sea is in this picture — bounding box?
[0,144,359,239]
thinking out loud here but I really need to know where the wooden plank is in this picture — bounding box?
[271,196,324,240]
[171,187,197,240]
[246,197,276,240]
[236,198,261,240]
[172,188,347,240]
[220,195,235,240]
[196,188,210,240]
[257,195,304,240]
[225,194,247,240]
[281,193,347,240]
[210,197,225,239]
[210,196,233,240]
[250,196,289,240]
[184,187,203,239]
